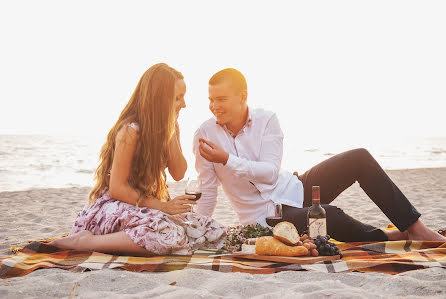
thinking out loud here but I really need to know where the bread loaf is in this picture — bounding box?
[273,221,300,245]
[255,236,309,256]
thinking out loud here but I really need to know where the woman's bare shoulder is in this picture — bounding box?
[116,123,139,144]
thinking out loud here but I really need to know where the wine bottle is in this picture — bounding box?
[307,186,327,239]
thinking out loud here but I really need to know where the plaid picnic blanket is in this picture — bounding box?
[1,239,445,278]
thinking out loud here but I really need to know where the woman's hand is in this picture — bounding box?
[161,194,196,215]
[175,120,180,134]
[166,121,187,181]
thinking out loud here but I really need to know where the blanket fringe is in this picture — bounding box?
[8,233,69,254]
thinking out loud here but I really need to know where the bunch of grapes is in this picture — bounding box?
[314,235,341,257]
[297,234,319,257]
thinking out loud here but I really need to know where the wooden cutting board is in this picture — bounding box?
[234,253,341,264]
[233,245,340,264]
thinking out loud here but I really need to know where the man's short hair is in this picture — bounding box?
[209,68,247,93]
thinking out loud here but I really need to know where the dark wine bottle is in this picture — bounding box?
[307,186,327,239]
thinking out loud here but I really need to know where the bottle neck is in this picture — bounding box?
[312,199,321,206]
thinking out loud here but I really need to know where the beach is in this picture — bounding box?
[1,167,446,298]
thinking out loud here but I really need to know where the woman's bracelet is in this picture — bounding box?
[136,192,159,208]
[135,191,144,208]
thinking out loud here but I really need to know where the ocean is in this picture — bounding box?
[1,134,445,192]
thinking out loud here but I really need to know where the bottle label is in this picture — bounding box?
[308,218,327,239]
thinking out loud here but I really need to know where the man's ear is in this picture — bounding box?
[240,90,248,103]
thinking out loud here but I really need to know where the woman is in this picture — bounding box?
[50,63,226,256]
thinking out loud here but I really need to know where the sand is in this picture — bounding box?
[1,168,446,298]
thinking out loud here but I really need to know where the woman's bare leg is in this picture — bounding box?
[49,230,152,256]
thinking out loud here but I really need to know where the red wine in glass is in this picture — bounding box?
[185,192,202,201]
[266,216,282,227]
[266,203,283,227]
[185,177,201,213]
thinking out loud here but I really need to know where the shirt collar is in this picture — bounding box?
[217,107,252,137]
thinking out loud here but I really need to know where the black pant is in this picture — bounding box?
[282,148,421,242]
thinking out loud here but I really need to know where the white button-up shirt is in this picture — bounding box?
[193,107,304,226]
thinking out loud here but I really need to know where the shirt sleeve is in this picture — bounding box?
[192,127,220,217]
[224,113,283,187]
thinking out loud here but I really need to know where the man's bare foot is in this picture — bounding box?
[49,230,93,251]
[406,220,446,242]
[384,229,409,241]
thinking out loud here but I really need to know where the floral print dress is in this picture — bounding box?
[70,122,226,255]
[71,192,227,255]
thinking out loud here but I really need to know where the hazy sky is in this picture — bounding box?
[1,0,445,145]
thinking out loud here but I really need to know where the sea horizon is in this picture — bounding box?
[1,134,446,193]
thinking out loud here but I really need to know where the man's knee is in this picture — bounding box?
[353,147,371,158]
[322,204,350,224]
[345,148,373,165]
[322,204,343,214]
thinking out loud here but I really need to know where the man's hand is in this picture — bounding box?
[198,138,229,165]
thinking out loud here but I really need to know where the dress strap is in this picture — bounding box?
[128,122,140,132]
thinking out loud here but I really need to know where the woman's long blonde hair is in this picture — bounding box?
[88,63,184,204]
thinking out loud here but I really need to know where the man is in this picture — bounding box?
[193,68,445,242]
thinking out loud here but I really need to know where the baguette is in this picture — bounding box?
[273,221,300,245]
[255,236,309,257]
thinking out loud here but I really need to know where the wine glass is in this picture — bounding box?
[185,177,201,213]
[265,202,282,227]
